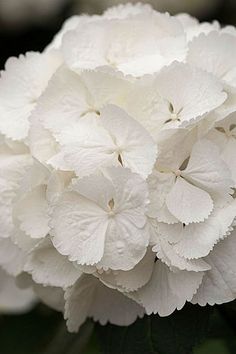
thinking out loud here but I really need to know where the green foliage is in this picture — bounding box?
[96,304,211,354]
[1,301,236,354]
[0,304,61,354]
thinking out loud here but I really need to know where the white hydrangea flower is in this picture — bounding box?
[155,199,236,259]
[0,139,32,239]
[0,3,236,333]
[129,260,204,317]
[0,51,61,141]
[49,104,157,178]
[148,132,233,223]
[51,167,150,271]
[24,238,82,289]
[191,228,236,306]
[61,10,186,76]
[206,113,236,186]
[64,274,144,332]
[123,62,226,139]
[187,32,236,84]
[28,66,132,164]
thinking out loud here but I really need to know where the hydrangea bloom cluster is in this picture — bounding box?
[0,3,236,331]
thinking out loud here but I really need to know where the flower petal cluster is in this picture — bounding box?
[0,3,236,331]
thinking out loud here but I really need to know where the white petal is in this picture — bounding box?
[172,200,236,259]
[96,167,149,271]
[51,187,108,265]
[221,138,236,187]
[79,70,132,110]
[0,51,61,140]
[147,170,178,223]
[62,20,111,71]
[182,139,233,196]
[215,84,236,120]
[29,118,58,164]
[65,275,97,332]
[62,13,186,76]
[46,170,73,205]
[192,229,236,306]
[166,177,213,224]
[131,261,203,316]
[154,62,226,127]
[124,64,225,139]
[47,15,82,50]
[14,185,50,239]
[16,158,49,194]
[103,3,153,19]
[114,247,155,291]
[157,128,197,171]
[0,238,25,276]
[123,77,170,140]
[153,239,211,272]
[24,238,82,288]
[70,171,115,208]
[97,219,149,271]
[65,275,144,332]
[99,248,155,292]
[31,66,89,136]
[101,105,157,178]
[156,222,183,244]
[184,21,220,42]
[49,117,117,177]
[52,105,157,179]
[52,168,149,271]
[176,13,199,30]
[88,280,144,326]
[12,228,40,253]
[187,32,236,80]
[0,150,32,239]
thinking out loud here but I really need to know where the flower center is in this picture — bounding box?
[174,169,181,177]
[80,108,100,118]
[215,125,236,138]
[118,153,123,166]
[108,198,116,216]
[164,103,182,124]
[170,112,179,121]
[108,198,115,209]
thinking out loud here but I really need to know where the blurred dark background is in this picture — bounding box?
[0,1,236,353]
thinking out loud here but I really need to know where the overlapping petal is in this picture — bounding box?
[51,167,149,271]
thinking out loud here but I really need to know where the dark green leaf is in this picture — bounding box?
[0,304,96,354]
[44,319,94,354]
[96,304,212,354]
[194,339,230,354]
[0,304,61,354]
